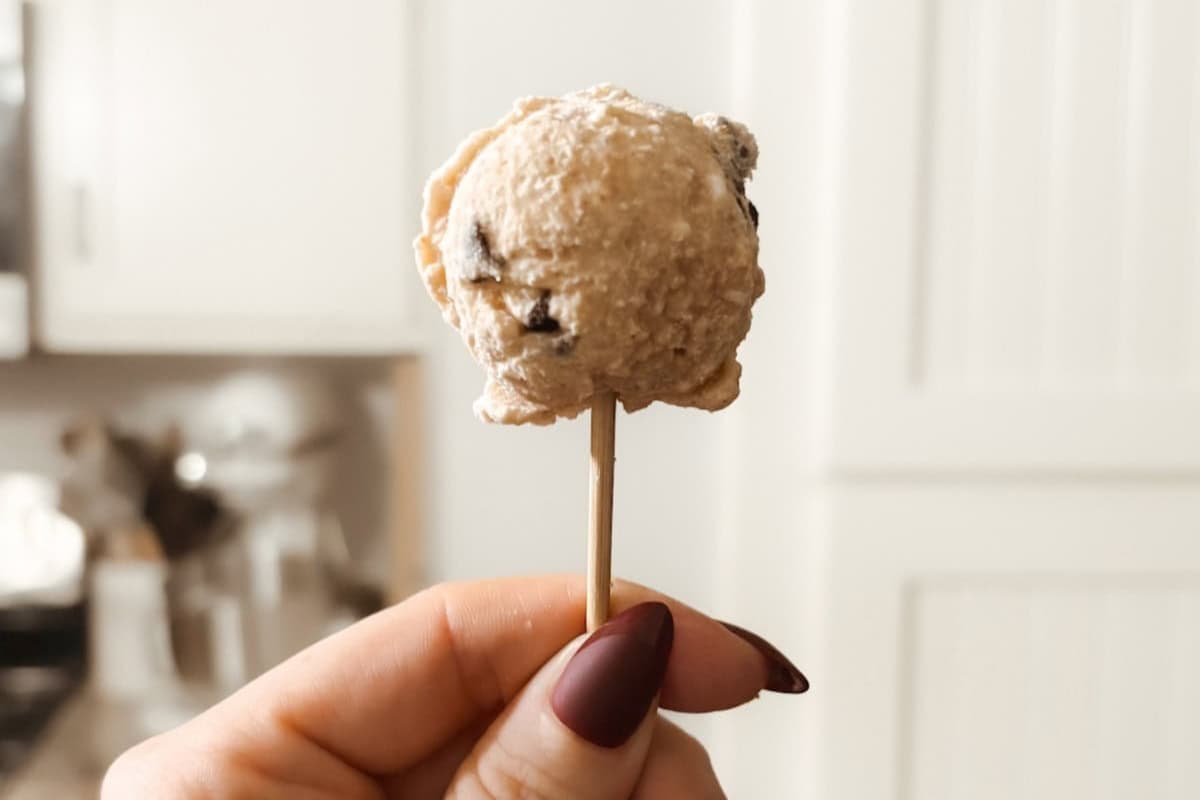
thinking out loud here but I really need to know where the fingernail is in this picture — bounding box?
[721,622,810,694]
[551,602,674,748]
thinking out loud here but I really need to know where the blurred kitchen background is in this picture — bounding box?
[2,0,1199,798]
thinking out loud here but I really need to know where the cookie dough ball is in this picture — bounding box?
[415,85,764,424]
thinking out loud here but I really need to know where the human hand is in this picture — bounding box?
[102,576,807,798]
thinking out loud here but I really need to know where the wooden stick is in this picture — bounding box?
[587,391,617,631]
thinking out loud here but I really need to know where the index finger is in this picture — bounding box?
[203,575,772,776]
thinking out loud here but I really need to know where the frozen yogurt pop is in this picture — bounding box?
[415,85,764,425]
[415,85,764,629]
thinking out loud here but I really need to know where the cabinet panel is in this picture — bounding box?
[29,0,417,353]
[907,581,1200,800]
[823,484,1200,800]
[832,0,1200,471]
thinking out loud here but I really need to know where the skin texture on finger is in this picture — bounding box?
[445,626,662,800]
[206,575,770,776]
[381,714,496,799]
[381,717,726,800]
[631,718,726,800]
[101,718,383,800]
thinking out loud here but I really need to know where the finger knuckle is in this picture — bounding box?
[677,728,715,770]
[473,739,573,800]
[103,733,279,800]
[671,730,724,799]
[101,735,168,798]
[419,579,469,605]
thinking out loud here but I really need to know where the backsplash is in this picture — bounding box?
[0,355,396,580]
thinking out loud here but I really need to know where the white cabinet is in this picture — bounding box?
[27,0,418,354]
[713,0,1200,798]
[823,484,1200,800]
[807,0,1200,797]
[828,0,1200,473]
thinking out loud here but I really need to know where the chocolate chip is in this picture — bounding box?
[748,201,759,229]
[554,335,577,355]
[524,291,560,333]
[464,220,504,283]
[734,179,746,196]
[738,144,750,160]
[469,220,493,261]
[672,347,687,357]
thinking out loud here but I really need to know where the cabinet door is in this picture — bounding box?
[28,0,417,353]
[825,484,1200,800]
[714,0,1200,797]
[829,0,1200,472]
[814,1,1200,797]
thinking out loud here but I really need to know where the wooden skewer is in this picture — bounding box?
[587,391,617,632]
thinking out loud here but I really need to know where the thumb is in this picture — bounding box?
[446,602,673,800]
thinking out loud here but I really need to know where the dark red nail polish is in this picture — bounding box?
[551,602,674,748]
[721,622,809,694]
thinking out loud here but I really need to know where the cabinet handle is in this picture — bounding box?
[73,183,91,263]
[25,2,94,268]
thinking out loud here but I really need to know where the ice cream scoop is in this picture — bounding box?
[415,85,764,425]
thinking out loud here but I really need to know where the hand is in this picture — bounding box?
[102,576,807,798]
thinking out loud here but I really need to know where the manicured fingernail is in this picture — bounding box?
[551,602,674,748]
[721,622,810,694]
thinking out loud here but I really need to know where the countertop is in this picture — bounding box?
[1,690,207,800]
[1,695,103,800]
